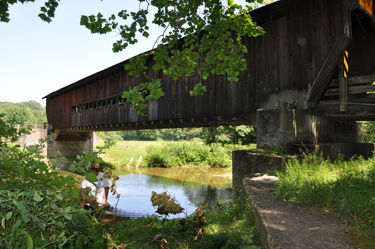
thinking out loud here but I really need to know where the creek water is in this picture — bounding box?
[106,167,233,219]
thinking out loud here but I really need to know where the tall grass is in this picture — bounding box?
[274,154,375,248]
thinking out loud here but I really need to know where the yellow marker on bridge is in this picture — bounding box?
[344,51,349,78]
[360,0,373,16]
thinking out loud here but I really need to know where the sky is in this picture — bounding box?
[0,0,161,107]
[0,0,251,107]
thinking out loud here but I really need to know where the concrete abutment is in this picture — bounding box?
[46,130,100,158]
[257,108,361,148]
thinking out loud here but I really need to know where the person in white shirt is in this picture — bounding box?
[80,163,110,209]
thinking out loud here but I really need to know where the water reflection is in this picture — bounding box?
[107,167,232,219]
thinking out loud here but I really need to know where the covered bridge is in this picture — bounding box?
[44,0,375,156]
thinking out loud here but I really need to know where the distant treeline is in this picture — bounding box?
[97,125,257,145]
[0,101,47,124]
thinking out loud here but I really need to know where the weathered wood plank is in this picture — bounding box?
[307,33,351,106]
[325,84,375,96]
[331,74,375,86]
[339,77,348,112]
[316,103,375,112]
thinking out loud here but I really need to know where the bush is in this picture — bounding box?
[145,142,232,167]
[208,143,231,167]
[0,113,113,248]
[0,189,105,248]
[144,146,171,167]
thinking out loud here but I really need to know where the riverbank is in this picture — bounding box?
[110,197,261,249]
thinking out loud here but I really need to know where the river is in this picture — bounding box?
[107,167,233,219]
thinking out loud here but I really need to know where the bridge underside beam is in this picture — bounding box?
[53,130,93,141]
[50,114,257,133]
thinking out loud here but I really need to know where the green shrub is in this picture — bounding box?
[0,189,107,248]
[0,113,115,248]
[208,143,231,167]
[145,142,232,167]
[145,146,171,167]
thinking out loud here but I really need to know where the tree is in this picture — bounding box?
[2,0,270,116]
[2,105,36,124]
[0,101,46,124]
[200,125,256,144]
[360,121,375,143]
[221,125,256,144]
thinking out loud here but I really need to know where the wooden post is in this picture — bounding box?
[340,77,348,113]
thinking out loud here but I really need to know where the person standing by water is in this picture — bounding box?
[80,163,110,209]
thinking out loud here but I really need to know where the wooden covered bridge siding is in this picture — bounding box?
[315,0,375,120]
[45,0,374,136]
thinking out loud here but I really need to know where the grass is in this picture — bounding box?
[99,141,180,167]
[273,154,375,249]
[110,198,260,249]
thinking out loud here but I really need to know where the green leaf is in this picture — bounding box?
[13,166,25,175]
[80,15,88,25]
[143,31,149,37]
[22,214,30,223]
[41,231,46,241]
[1,217,5,229]
[20,230,33,249]
[38,222,46,231]
[33,192,43,202]
[58,231,66,238]
[5,211,12,220]
[38,13,47,21]
[86,172,97,184]
[36,162,48,171]
[70,188,80,199]
[13,219,21,230]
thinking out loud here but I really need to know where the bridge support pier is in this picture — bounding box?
[46,130,100,158]
[256,108,367,159]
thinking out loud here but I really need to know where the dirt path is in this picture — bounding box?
[243,175,353,249]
